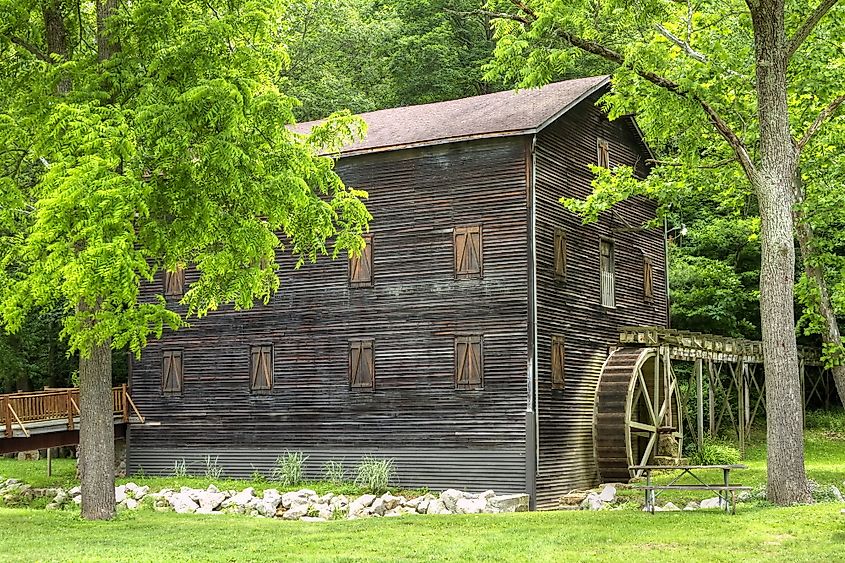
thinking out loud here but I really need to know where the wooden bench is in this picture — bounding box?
[630,464,752,514]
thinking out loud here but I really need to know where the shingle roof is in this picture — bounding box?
[293,76,610,156]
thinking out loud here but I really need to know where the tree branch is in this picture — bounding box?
[797,93,845,151]
[655,24,706,63]
[646,157,737,169]
[8,35,51,62]
[787,0,841,60]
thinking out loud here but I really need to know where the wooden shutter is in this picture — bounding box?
[164,267,185,299]
[250,345,273,392]
[597,139,610,168]
[161,350,183,394]
[349,340,374,388]
[349,234,373,287]
[643,255,654,302]
[551,335,565,390]
[554,228,567,281]
[600,240,615,308]
[454,226,482,278]
[455,335,483,389]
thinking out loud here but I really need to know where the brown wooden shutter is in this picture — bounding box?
[455,335,483,389]
[643,255,654,302]
[554,228,567,281]
[162,350,183,394]
[454,226,482,278]
[349,234,373,287]
[597,139,610,168]
[250,345,273,392]
[551,335,565,390]
[164,267,185,299]
[600,239,615,308]
[349,340,374,388]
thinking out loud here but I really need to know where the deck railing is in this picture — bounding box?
[0,384,143,438]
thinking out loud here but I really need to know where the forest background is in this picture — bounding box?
[1,0,841,395]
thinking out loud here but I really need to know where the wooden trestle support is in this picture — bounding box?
[594,326,835,482]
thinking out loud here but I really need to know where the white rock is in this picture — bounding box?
[281,489,315,510]
[283,505,308,520]
[263,489,283,509]
[115,485,127,504]
[427,499,447,515]
[252,500,278,518]
[168,492,199,514]
[598,485,616,503]
[134,485,150,499]
[416,499,430,514]
[684,501,700,511]
[318,493,335,505]
[488,494,529,513]
[69,486,81,497]
[700,497,725,510]
[404,497,421,509]
[125,498,139,510]
[370,497,387,516]
[206,484,219,494]
[222,488,255,509]
[197,490,227,511]
[581,492,604,511]
[315,503,333,520]
[456,497,486,514]
[663,502,681,511]
[381,493,402,511]
[348,494,377,516]
[479,490,496,501]
[831,485,844,503]
[440,489,464,512]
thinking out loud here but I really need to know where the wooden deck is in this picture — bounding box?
[0,385,143,453]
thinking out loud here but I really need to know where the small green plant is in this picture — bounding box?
[688,439,741,466]
[272,451,308,486]
[804,409,845,434]
[354,456,396,493]
[202,455,224,480]
[171,458,187,478]
[249,469,268,483]
[133,466,147,479]
[322,460,346,484]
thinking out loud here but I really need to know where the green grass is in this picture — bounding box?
[0,504,843,562]
[1,411,843,561]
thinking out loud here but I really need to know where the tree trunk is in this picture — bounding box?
[749,0,812,505]
[79,339,115,520]
[793,205,845,404]
[96,0,120,62]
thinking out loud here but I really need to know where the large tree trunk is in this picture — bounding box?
[78,340,115,520]
[794,205,845,404]
[749,0,812,505]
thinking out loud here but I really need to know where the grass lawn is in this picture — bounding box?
[1,412,843,561]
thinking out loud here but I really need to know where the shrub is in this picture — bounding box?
[804,409,845,433]
[202,455,224,480]
[354,456,395,493]
[171,458,187,478]
[688,439,741,466]
[322,460,346,484]
[272,452,308,486]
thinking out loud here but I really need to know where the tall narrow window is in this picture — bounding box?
[250,345,273,392]
[600,239,615,308]
[597,138,610,168]
[643,255,655,302]
[162,350,183,394]
[551,335,565,390]
[455,335,483,389]
[454,225,482,279]
[349,340,375,389]
[349,234,373,288]
[554,228,567,281]
[164,267,185,299]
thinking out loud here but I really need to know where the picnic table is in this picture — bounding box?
[630,464,751,514]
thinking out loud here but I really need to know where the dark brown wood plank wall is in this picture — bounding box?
[129,137,532,492]
[533,94,669,508]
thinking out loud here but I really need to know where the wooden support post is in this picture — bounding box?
[696,358,704,449]
[743,364,751,440]
[654,347,661,431]
[122,383,129,423]
[2,396,10,438]
[737,360,745,457]
[47,447,52,477]
[708,360,716,436]
[800,359,806,427]
[66,388,74,431]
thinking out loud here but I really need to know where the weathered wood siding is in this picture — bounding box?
[129,137,531,492]
[533,95,668,507]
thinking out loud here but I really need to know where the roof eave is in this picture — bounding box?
[325,128,539,158]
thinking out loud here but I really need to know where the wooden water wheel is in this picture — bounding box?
[594,347,683,482]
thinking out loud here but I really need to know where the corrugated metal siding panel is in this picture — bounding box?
[533,95,669,508]
[130,137,530,494]
[128,447,526,493]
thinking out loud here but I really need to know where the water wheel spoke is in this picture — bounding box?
[629,420,657,433]
[636,372,659,425]
[637,433,658,467]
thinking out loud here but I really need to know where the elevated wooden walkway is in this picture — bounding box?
[0,385,144,454]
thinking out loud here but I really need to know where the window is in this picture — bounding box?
[551,335,565,390]
[554,228,567,281]
[349,340,375,389]
[164,267,185,299]
[161,350,183,394]
[597,138,610,168]
[643,255,655,302]
[454,225,482,278]
[250,345,273,392]
[600,239,615,308]
[455,335,483,389]
[349,234,373,288]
